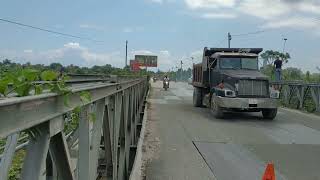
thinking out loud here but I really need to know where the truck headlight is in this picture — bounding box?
[270,88,280,99]
[224,89,236,98]
[215,88,236,98]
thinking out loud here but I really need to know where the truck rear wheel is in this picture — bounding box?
[193,87,203,107]
[262,108,277,120]
[210,95,224,119]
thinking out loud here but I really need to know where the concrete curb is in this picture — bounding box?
[129,88,150,180]
[280,107,320,119]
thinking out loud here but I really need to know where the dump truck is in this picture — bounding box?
[192,48,280,120]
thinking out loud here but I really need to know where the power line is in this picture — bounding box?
[232,30,270,37]
[224,15,320,47]
[215,38,227,47]
[0,18,104,43]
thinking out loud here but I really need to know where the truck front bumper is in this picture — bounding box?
[214,96,277,109]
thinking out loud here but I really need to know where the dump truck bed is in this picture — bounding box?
[192,63,206,87]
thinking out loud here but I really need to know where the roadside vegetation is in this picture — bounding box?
[260,50,320,113]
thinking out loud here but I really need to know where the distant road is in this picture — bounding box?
[143,81,320,180]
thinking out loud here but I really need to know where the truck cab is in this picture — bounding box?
[192,48,279,120]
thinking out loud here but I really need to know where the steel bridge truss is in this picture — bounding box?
[272,82,320,112]
[0,78,149,180]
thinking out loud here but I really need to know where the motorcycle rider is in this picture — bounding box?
[163,75,170,88]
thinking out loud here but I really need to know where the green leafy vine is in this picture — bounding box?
[0,68,95,179]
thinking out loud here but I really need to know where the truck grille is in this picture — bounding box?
[238,79,269,97]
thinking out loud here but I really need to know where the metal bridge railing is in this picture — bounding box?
[271,81,320,112]
[0,77,149,180]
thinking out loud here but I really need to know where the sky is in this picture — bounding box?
[0,0,320,72]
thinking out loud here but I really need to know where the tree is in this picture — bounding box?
[260,50,290,66]
[282,67,303,81]
[305,71,311,82]
[2,59,12,65]
[49,63,63,71]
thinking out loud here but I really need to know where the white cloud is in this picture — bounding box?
[238,0,290,20]
[287,57,320,73]
[262,17,320,29]
[123,26,144,33]
[185,0,236,9]
[79,24,108,31]
[182,0,320,33]
[184,0,320,18]
[160,50,170,56]
[131,50,153,55]
[0,43,124,67]
[190,50,202,61]
[241,0,320,18]
[63,42,83,50]
[150,0,163,4]
[157,50,176,70]
[53,24,64,29]
[79,24,90,28]
[123,28,133,33]
[275,1,320,15]
[201,12,236,19]
[296,2,320,15]
[23,49,33,53]
[2,44,180,71]
[148,0,177,4]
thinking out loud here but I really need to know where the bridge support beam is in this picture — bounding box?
[21,123,50,180]
[89,99,106,179]
[0,132,19,180]
[103,96,114,178]
[311,87,320,112]
[49,131,75,180]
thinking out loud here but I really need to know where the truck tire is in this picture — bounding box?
[193,87,203,107]
[210,95,224,119]
[262,108,277,120]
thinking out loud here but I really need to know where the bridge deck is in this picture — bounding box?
[143,81,320,180]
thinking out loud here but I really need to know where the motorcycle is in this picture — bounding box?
[153,77,157,82]
[163,80,169,91]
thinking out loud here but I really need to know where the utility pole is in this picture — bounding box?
[125,40,128,68]
[190,57,194,77]
[180,60,183,81]
[282,38,288,53]
[175,66,178,81]
[228,32,232,48]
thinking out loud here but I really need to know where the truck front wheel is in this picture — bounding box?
[262,108,277,120]
[193,87,203,107]
[210,95,224,119]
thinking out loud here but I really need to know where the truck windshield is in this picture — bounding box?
[220,57,258,70]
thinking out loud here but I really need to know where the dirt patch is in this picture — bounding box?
[140,88,161,179]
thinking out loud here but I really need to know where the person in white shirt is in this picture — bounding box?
[163,75,170,88]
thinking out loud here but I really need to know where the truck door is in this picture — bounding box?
[209,58,220,87]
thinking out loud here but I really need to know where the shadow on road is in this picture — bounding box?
[198,108,276,123]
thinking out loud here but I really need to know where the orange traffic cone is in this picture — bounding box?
[262,163,276,180]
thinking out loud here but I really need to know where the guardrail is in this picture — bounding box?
[271,81,320,112]
[0,76,149,180]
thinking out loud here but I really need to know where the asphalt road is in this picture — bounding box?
[143,81,320,180]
